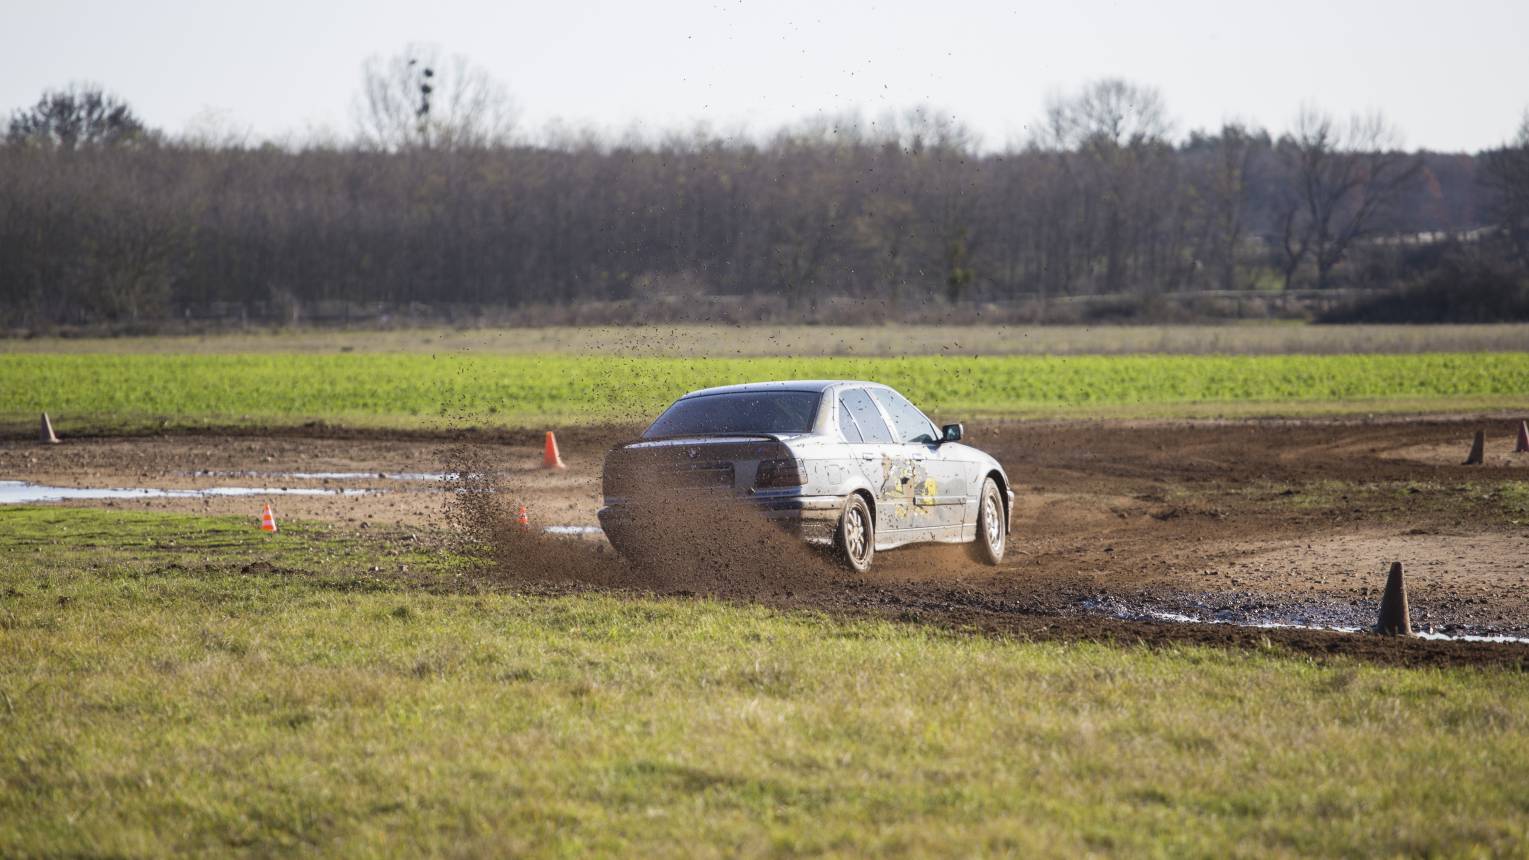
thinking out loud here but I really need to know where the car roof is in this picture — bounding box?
[678,380,888,399]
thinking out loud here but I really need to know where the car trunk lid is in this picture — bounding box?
[603,435,795,499]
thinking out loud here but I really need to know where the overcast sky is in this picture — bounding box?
[5,0,1528,151]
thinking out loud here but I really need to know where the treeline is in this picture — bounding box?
[2,79,1527,330]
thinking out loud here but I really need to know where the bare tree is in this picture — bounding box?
[1274,182,1312,292]
[1278,107,1421,289]
[180,107,254,149]
[1482,111,1529,264]
[1039,79,1170,151]
[1038,80,1175,293]
[354,45,517,151]
[890,106,982,302]
[1184,124,1264,291]
[6,84,147,149]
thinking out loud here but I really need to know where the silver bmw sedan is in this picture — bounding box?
[599,380,1013,572]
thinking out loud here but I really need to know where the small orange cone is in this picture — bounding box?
[516,504,530,529]
[1516,420,1529,454]
[543,431,566,469]
[260,503,278,533]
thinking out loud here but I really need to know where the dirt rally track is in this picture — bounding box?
[4,417,1529,669]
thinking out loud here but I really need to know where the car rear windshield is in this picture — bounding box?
[644,391,821,437]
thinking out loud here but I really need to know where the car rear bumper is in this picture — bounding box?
[598,494,844,545]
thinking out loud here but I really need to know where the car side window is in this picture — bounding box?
[839,389,896,444]
[870,389,939,444]
[836,395,864,443]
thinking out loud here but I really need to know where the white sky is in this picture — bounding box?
[4,0,1528,151]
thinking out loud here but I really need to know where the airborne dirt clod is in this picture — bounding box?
[5,416,1529,668]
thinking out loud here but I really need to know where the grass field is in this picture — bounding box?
[5,351,1529,433]
[7,323,1529,356]
[3,506,1528,857]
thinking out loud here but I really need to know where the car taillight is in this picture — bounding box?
[754,458,806,489]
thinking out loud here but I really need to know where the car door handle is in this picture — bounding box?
[860,453,876,461]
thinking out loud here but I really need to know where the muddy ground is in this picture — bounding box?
[4,417,1528,668]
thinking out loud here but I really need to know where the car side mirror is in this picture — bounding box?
[940,423,963,444]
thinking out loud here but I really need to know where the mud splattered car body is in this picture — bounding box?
[599,380,1013,571]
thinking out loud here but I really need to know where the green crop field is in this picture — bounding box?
[8,323,1529,356]
[2,506,1527,857]
[4,352,1528,433]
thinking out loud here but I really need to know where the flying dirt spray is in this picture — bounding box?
[443,444,842,597]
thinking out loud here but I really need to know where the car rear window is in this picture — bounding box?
[644,391,821,437]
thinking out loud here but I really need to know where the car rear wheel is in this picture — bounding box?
[834,494,875,573]
[601,524,649,568]
[969,477,1006,565]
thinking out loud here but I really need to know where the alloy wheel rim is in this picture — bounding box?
[845,507,867,561]
[984,493,1002,551]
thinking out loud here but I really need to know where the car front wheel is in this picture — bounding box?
[834,494,875,573]
[969,477,1006,565]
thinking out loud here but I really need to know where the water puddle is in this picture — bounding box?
[1412,630,1529,645]
[4,479,605,536]
[1080,595,1529,645]
[1135,608,1529,644]
[0,480,369,504]
[188,470,451,481]
[543,525,603,536]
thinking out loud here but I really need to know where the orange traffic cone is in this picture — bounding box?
[1516,420,1529,454]
[516,504,530,529]
[543,431,566,469]
[260,503,278,533]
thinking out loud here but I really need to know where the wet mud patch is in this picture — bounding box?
[1192,530,1529,637]
[1074,590,1529,643]
[752,575,1529,671]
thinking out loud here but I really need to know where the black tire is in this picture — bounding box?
[602,527,639,562]
[834,494,875,573]
[602,522,654,569]
[969,477,1006,565]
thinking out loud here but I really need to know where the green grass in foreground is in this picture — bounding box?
[4,351,1529,433]
[3,507,1528,856]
